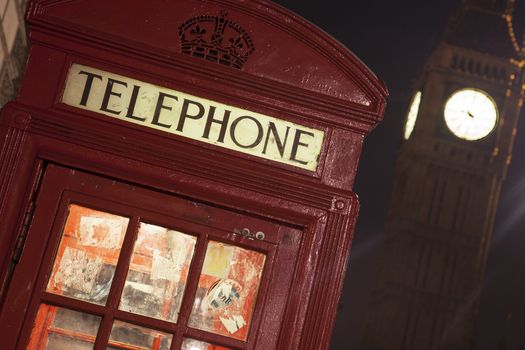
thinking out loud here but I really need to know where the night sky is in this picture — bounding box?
[272,1,525,349]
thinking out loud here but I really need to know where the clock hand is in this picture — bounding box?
[467,111,474,118]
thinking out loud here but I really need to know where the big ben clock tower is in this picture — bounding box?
[364,0,525,349]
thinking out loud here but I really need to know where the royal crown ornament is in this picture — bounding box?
[179,10,255,69]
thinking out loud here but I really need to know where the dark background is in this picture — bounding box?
[271,1,525,349]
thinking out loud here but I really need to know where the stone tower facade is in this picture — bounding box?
[363,1,525,349]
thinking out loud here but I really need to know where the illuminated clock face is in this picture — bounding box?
[404,91,422,140]
[443,89,498,141]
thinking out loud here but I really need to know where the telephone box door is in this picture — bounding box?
[1,164,301,350]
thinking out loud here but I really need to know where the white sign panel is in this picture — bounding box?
[62,64,324,171]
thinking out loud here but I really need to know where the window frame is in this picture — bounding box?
[3,164,300,350]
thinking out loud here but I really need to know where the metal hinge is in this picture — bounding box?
[11,200,36,264]
[11,165,45,265]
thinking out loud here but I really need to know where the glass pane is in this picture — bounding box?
[47,204,129,305]
[188,241,266,341]
[181,338,232,350]
[107,320,172,350]
[27,304,101,350]
[119,223,197,323]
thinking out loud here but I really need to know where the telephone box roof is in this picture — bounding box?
[27,0,387,128]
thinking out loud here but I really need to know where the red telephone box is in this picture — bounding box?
[0,1,386,349]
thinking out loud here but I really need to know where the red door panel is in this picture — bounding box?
[0,164,302,350]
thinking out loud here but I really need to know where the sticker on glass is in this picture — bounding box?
[188,241,266,340]
[206,279,241,309]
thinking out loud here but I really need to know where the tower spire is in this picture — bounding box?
[463,0,514,13]
[445,0,518,58]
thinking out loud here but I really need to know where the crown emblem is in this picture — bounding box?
[178,10,255,69]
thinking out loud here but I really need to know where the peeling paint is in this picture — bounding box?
[151,249,182,283]
[78,216,127,249]
[54,246,103,294]
[219,314,246,334]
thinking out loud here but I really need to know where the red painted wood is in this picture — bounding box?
[0,0,387,349]
[25,0,385,109]
[4,165,302,349]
